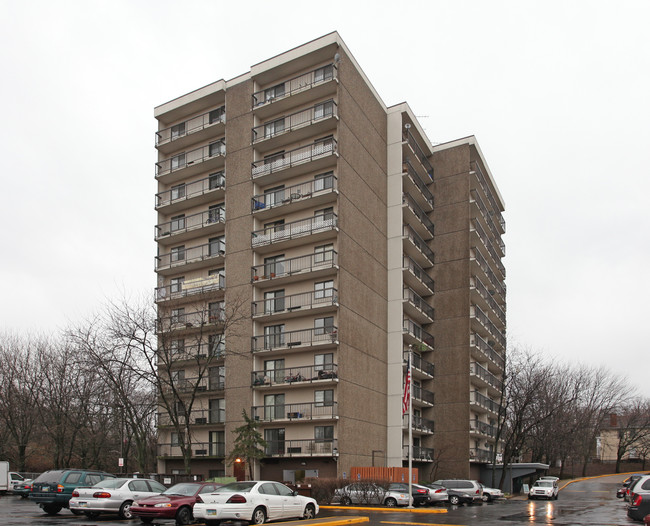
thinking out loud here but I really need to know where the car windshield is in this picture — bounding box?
[34,471,66,483]
[93,479,128,489]
[163,483,201,496]
[217,482,257,493]
[535,481,552,487]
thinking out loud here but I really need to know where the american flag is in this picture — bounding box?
[402,355,411,415]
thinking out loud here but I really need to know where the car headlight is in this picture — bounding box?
[154,503,173,508]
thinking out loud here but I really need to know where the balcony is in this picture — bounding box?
[403,351,434,378]
[252,326,338,353]
[252,174,337,219]
[157,308,225,335]
[470,333,505,371]
[158,441,225,458]
[251,214,338,253]
[471,161,505,234]
[470,419,496,437]
[402,193,434,241]
[159,342,225,363]
[252,288,338,321]
[264,438,338,458]
[470,219,505,278]
[471,248,506,300]
[251,101,338,153]
[471,276,506,326]
[156,140,226,184]
[155,209,225,245]
[470,189,505,256]
[412,384,435,407]
[470,362,503,392]
[155,241,225,275]
[403,128,434,180]
[471,304,506,349]
[158,408,225,427]
[403,256,434,297]
[402,445,435,462]
[470,390,502,416]
[155,275,225,305]
[403,159,434,210]
[155,172,225,214]
[251,139,337,185]
[160,376,224,395]
[402,414,434,434]
[156,106,225,155]
[252,364,338,387]
[470,447,492,462]
[403,319,434,351]
[251,401,338,423]
[252,250,338,287]
[403,287,434,324]
[403,225,434,267]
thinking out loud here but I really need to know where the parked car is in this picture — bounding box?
[433,479,483,503]
[194,480,318,525]
[69,477,166,519]
[388,483,430,506]
[446,488,475,506]
[130,482,222,525]
[420,483,449,505]
[628,475,650,504]
[335,482,410,506]
[12,478,33,498]
[620,474,646,501]
[479,484,504,502]
[29,469,116,515]
[528,479,559,500]
[628,491,650,522]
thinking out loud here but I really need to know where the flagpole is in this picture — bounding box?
[408,344,413,508]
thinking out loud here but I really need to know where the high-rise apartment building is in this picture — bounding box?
[153,32,506,482]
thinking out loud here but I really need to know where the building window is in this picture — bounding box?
[264,84,285,102]
[264,255,285,277]
[209,366,225,390]
[314,280,333,300]
[171,122,185,139]
[171,183,186,200]
[314,171,334,192]
[314,100,334,120]
[209,236,225,256]
[315,425,333,442]
[314,244,334,264]
[208,334,225,358]
[209,171,225,189]
[171,308,185,324]
[315,389,334,407]
[170,214,185,232]
[209,268,225,288]
[209,431,225,457]
[314,65,334,83]
[264,220,285,239]
[209,301,224,322]
[264,324,285,350]
[209,398,225,423]
[264,394,285,421]
[170,245,185,262]
[171,432,183,447]
[171,153,185,170]
[264,428,285,455]
[170,339,185,355]
[264,185,285,208]
[264,359,285,383]
[209,106,225,124]
[208,204,225,223]
[314,317,334,336]
[315,353,334,372]
[315,207,334,222]
[170,277,184,294]
[264,290,285,314]
[264,118,285,138]
[209,140,225,157]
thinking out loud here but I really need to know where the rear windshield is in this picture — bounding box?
[94,479,128,489]
[218,482,256,493]
[34,471,66,483]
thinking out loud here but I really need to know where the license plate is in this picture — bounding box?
[207,509,217,516]
[42,487,49,492]
[78,502,88,507]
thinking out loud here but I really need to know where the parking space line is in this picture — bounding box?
[381,522,465,526]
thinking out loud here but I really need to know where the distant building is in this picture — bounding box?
[153,32,506,481]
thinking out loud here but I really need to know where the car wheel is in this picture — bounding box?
[303,503,316,519]
[250,506,267,525]
[42,503,63,515]
[384,497,397,507]
[340,496,351,506]
[449,495,460,505]
[484,493,492,502]
[175,506,193,525]
[119,500,134,520]
[84,511,100,518]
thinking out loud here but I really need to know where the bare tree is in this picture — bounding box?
[612,399,650,472]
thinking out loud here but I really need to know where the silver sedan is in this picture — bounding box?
[69,477,166,519]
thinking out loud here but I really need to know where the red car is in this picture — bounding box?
[130,482,221,525]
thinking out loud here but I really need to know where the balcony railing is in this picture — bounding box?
[403,351,435,377]
[403,287,435,321]
[252,174,337,212]
[403,193,434,237]
[403,445,435,461]
[472,249,506,298]
[470,362,503,391]
[157,308,225,332]
[252,250,338,282]
[156,172,225,210]
[251,139,337,179]
[158,408,225,426]
[471,390,502,415]
[252,364,338,387]
[156,106,225,146]
[472,276,506,325]
[156,140,225,178]
[158,342,225,362]
[403,159,434,208]
[156,274,225,303]
[155,241,225,271]
[252,64,337,107]
[470,447,492,462]
[403,256,435,293]
[403,319,434,350]
[252,326,338,353]
[471,219,505,278]
[403,225,435,265]
[402,414,434,433]
[251,401,338,422]
[252,100,338,143]
[158,441,225,458]
[252,288,337,317]
[470,419,496,437]
[155,209,225,240]
[160,376,224,395]
[252,214,337,248]
[471,189,505,255]
[403,128,434,179]
[412,384,435,405]
[264,438,338,457]
[471,304,506,349]
[471,161,505,233]
[471,333,505,370]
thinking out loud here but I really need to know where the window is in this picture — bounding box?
[171,369,185,385]
[315,425,334,442]
[209,268,226,288]
[170,277,184,294]
[171,432,183,447]
[171,183,186,200]
[263,150,286,171]
[208,334,225,357]
[264,185,285,208]
[171,122,185,139]
[264,290,285,314]
[209,398,225,423]
[314,100,334,120]
[209,106,225,124]
[264,394,285,420]
[313,136,334,156]
[264,324,285,349]
[170,245,185,262]
[264,255,285,277]
[171,308,185,324]
[264,83,285,102]
[209,301,224,322]
[314,171,334,192]
[209,431,225,457]
[209,171,225,189]
[208,204,225,223]
[129,480,150,492]
[314,280,334,300]
[264,428,285,455]
[171,153,185,170]
[209,236,225,256]
[170,339,185,355]
[314,244,333,264]
[315,207,334,222]
[264,359,285,383]
[314,65,334,83]
[170,214,185,232]
[315,389,334,407]
[209,140,225,157]
[314,353,334,372]
[209,366,225,390]
[314,316,334,336]
[264,118,285,138]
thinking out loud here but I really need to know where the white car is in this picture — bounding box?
[528,479,559,500]
[194,480,319,525]
[69,477,167,519]
[479,484,504,502]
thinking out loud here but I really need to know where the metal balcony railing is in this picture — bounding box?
[158,441,225,458]
[402,414,435,433]
[251,139,337,178]
[470,189,505,255]
[252,214,337,248]
[403,225,435,265]
[471,161,505,233]
[252,100,337,143]
[156,275,225,303]
[252,326,338,352]
[471,333,505,370]
[252,250,338,282]
[470,447,492,462]
[155,208,225,240]
[160,376,224,395]
[252,364,338,387]
[155,241,225,271]
[472,276,506,325]
[472,249,506,298]
[470,419,496,437]
[403,287,435,321]
[403,159,434,208]
[252,288,337,317]
[403,351,434,377]
[264,438,338,457]
[403,128,434,179]
[403,256,435,293]
[159,342,225,362]
[158,408,225,426]
[252,64,337,107]
[403,319,434,350]
[471,304,506,349]
[471,219,505,278]
[156,140,225,178]
[402,445,434,461]
[412,384,435,405]
[156,172,225,209]
[251,401,338,422]
[471,391,502,415]
[156,106,225,146]
[157,308,225,332]
[252,173,337,211]
[470,362,503,391]
[403,193,434,237]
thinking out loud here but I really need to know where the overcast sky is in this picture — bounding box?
[1,0,648,397]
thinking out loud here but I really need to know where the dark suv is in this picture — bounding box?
[29,469,116,515]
